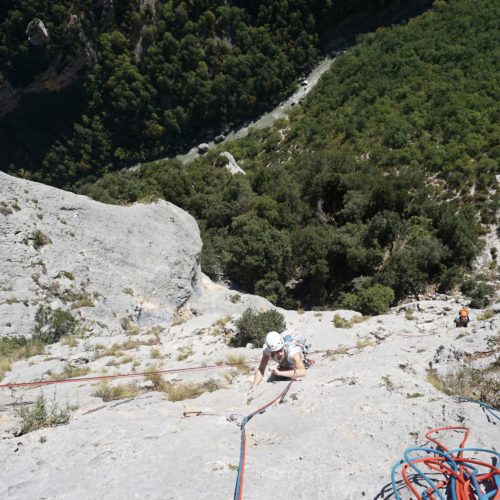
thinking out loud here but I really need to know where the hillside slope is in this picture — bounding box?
[0,0,430,186]
[81,0,499,310]
[0,175,498,500]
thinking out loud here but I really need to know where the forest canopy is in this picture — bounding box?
[80,0,499,311]
[0,0,417,187]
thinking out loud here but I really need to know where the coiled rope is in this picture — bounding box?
[232,371,295,500]
[391,426,500,500]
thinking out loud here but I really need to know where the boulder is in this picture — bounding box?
[197,143,209,154]
[0,171,202,337]
[219,152,246,175]
[26,18,49,46]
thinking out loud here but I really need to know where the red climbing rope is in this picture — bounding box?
[392,426,500,500]
[233,370,296,500]
[0,361,258,389]
[0,350,331,390]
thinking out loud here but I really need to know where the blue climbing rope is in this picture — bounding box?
[390,427,500,500]
[453,396,500,422]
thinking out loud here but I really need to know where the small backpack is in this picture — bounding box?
[282,332,309,355]
[281,332,314,368]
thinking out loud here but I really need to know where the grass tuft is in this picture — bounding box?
[355,338,373,350]
[144,366,221,401]
[325,345,349,359]
[333,314,351,328]
[60,336,79,348]
[176,346,193,361]
[150,348,163,359]
[48,365,91,381]
[427,367,499,407]
[381,375,395,391]
[0,358,12,381]
[14,394,72,435]
[93,381,140,402]
[166,379,221,402]
[406,392,424,398]
[333,314,367,328]
[224,353,250,374]
[0,337,46,381]
[477,309,495,321]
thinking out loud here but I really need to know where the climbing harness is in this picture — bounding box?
[232,369,296,500]
[391,426,500,500]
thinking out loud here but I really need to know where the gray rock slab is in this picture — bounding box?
[0,171,202,337]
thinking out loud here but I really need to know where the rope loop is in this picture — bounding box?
[391,427,500,500]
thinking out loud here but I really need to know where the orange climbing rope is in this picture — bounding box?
[391,426,500,500]
[232,371,295,500]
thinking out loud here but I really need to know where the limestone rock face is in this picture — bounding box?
[0,171,202,337]
[26,18,49,46]
[219,151,246,175]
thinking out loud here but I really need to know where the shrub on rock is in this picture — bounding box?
[33,306,76,344]
[233,308,285,347]
[461,279,495,308]
[340,284,395,316]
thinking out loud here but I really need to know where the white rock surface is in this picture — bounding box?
[0,173,498,500]
[0,298,498,499]
[219,152,246,175]
[0,171,202,337]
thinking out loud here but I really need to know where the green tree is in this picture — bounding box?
[33,307,76,344]
[340,284,395,315]
[226,214,292,290]
[254,272,288,306]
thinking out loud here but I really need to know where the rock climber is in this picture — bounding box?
[455,305,470,327]
[251,331,310,390]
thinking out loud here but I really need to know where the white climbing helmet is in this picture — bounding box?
[265,331,284,352]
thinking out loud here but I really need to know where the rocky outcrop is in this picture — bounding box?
[0,171,497,498]
[0,171,202,337]
[0,294,498,498]
[26,18,49,46]
[197,143,209,154]
[0,10,97,117]
[219,152,246,175]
